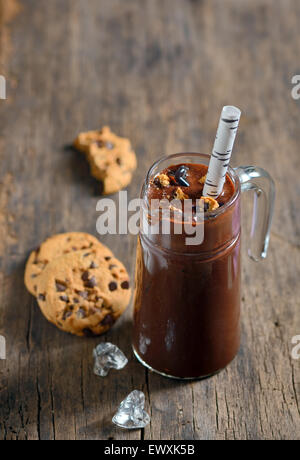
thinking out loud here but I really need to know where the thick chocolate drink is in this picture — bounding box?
[147,163,233,206]
[133,157,241,379]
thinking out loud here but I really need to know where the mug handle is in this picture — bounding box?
[235,166,276,262]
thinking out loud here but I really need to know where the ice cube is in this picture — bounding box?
[93,342,128,377]
[112,390,150,429]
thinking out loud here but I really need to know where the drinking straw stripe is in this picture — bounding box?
[203,106,241,198]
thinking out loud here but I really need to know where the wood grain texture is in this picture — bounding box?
[0,0,299,440]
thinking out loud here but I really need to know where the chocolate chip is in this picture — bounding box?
[77,308,86,319]
[31,274,38,278]
[83,253,91,257]
[95,140,104,148]
[38,294,46,301]
[101,314,115,326]
[109,264,117,270]
[90,261,98,269]
[59,295,69,302]
[153,177,161,188]
[177,165,189,176]
[78,291,88,299]
[121,281,130,290]
[175,166,189,187]
[116,158,122,165]
[81,271,90,281]
[106,142,114,150]
[178,177,189,187]
[73,297,79,303]
[62,310,72,321]
[105,256,111,261]
[55,281,66,292]
[85,276,97,288]
[109,281,118,291]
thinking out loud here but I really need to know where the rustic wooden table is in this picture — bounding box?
[0,0,299,441]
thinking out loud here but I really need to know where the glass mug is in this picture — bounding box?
[133,153,275,379]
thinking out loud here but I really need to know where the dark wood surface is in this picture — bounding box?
[0,0,299,440]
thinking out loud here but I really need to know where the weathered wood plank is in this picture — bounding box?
[0,0,299,440]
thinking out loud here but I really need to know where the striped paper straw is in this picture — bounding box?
[203,106,241,198]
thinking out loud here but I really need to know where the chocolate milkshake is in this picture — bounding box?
[133,153,241,379]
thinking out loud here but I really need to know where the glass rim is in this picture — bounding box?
[144,152,240,218]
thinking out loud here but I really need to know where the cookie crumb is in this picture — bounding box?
[154,174,170,188]
[200,196,219,212]
[173,187,188,200]
[74,126,137,195]
[55,281,67,292]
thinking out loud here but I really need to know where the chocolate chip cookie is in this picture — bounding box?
[36,249,131,336]
[73,129,103,155]
[25,232,113,296]
[74,126,137,195]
